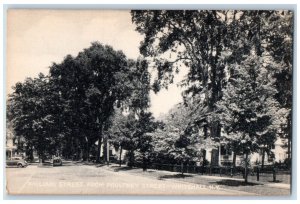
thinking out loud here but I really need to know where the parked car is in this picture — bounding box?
[52,156,62,166]
[6,157,28,168]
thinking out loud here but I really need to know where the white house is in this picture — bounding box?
[205,137,288,167]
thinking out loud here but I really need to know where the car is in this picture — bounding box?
[52,156,62,166]
[6,157,28,168]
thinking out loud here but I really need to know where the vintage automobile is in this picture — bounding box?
[6,157,28,168]
[52,156,62,166]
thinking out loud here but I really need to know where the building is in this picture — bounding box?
[205,137,288,167]
[6,125,18,159]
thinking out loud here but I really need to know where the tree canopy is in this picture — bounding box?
[7,10,293,182]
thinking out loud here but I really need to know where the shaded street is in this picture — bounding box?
[6,163,257,196]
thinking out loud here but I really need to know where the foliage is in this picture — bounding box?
[132,10,293,180]
[151,103,215,165]
[8,74,63,160]
[108,110,158,168]
[8,42,141,162]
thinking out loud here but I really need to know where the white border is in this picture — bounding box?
[1,0,299,203]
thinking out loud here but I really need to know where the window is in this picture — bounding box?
[220,145,232,155]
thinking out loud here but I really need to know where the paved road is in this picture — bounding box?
[6,163,257,195]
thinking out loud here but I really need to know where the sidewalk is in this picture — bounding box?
[264,182,290,189]
[105,164,291,196]
[198,174,290,189]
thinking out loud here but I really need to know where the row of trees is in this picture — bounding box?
[7,10,292,183]
[7,42,155,164]
[131,10,292,182]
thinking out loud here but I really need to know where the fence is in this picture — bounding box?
[132,162,291,183]
[133,162,244,175]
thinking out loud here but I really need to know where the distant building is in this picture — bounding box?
[95,138,126,162]
[6,122,27,159]
[6,126,18,159]
[205,137,288,167]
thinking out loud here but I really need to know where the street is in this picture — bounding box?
[6,162,257,196]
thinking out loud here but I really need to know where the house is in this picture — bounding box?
[6,126,18,159]
[205,137,288,167]
[6,123,28,159]
[95,138,126,162]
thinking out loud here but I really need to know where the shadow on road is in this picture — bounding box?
[62,161,101,166]
[95,164,107,168]
[72,161,97,166]
[158,174,193,180]
[267,180,282,183]
[209,179,262,186]
[36,162,53,168]
[113,166,134,172]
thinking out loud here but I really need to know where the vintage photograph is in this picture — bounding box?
[5,9,293,196]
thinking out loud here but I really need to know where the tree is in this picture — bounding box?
[215,53,287,182]
[108,109,158,170]
[9,42,139,163]
[220,10,293,169]
[108,110,137,167]
[107,56,155,169]
[265,11,293,162]
[131,11,293,167]
[131,11,229,144]
[8,73,63,162]
[151,102,215,174]
[49,42,133,162]
[134,111,157,171]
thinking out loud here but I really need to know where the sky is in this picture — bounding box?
[6,10,185,118]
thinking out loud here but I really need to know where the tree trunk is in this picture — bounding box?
[244,152,249,183]
[119,146,123,167]
[142,154,147,171]
[287,136,291,160]
[202,149,206,175]
[181,161,184,175]
[106,139,109,166]
[232,151,236,167]
[96,137,102,163]
[26,146,34,162]
[70,136,74,160]
[96,123,103,163]
[287,114,291,162]
[39,152,45,164]
[202,149,206,165]
[261,148,265,170]
[86,140,90,162]
[128,150,134,167]
[39,155,43,164]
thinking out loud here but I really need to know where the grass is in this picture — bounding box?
[106,164,290,196]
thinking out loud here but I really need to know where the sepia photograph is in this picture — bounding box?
[5,8,293,196]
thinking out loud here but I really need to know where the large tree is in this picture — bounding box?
[215,53,287,182]
[108,111,137,167]
[9,42,138,163]
[131,11,228,143]
[131,10,293,168]
[265,11,293,162]
[8,73,63,162]
[151,102,215,174]
[49,42,134,162]
[107,57,155,169]
[219,10,293,169]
